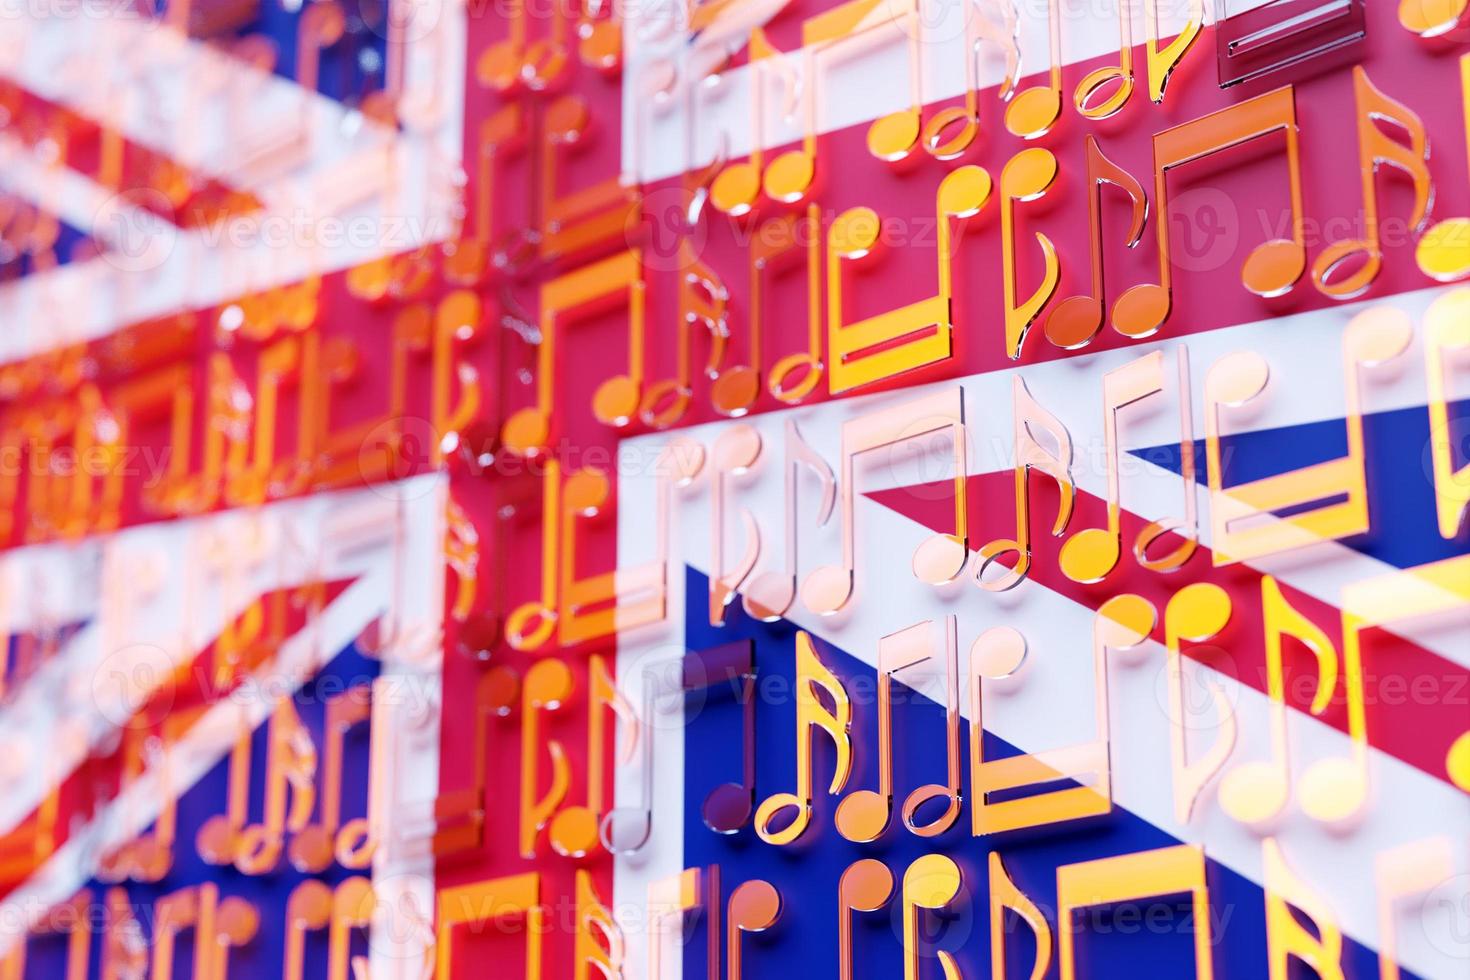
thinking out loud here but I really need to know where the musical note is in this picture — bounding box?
[549,654,639,858]
[1375,837,1456,980]
[1001,148,1061,359]
[1114,87,1308,338]
[728,880,782,980]
[574,869,625,980]
[476,0,568,92]
[836,616,961,843]
[1163,583,1237,823]
[100,887,147,980]
[684,641,760,834]
[1059,348,1199,583]
[1426,290,1470,539]
[902,854,964,980]
[755,631,853,845]
[284,880,332,980]
[1057,844,1215,979]
[541,95,640,261]
[1145,0,1203,102]
[1418,56,1470,281]
[710,27,794,216]
[435,872,545,980]
[804,387,970,614]
[838,859,894,980]
[98,717,189,885]
[519,659,573,859]
[989,853,1051,980]
[642,241,730,429]
[714,208,825,413]
[1045,136,1150,349]
[975,376,1075,591]
[444,104,525,286]
[827,167,991,392]
[1005,0,1062,138]
[710,425,763,626]
[0,890,91,980]
[1398,0,1468,36]
[500,249,648,457]
[1205,305,1411,565]
[435,667,519,858]
[921,0,1018,158]
[505,437,705,650]
[1075,1,1136,120]
[744,420,836,622]
[969,595,1153,835]
[648,867,719,980]
[289,684,373,874]
[1312,68,1432,298]
[153,883,259,980]
[328,877,374,980]
[1264,838,1344,980]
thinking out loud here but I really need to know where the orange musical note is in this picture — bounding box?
[803,387,969,614]
[539,95,640,261]
[1312,68,1432,299]
[975,376,1075,592]
[284,880,332,980]
[100,887,148,980]
[500,249,648,457]
[839,859,895,980]
[97,714,190,884]
[744,420,836,622]
[728,879,782,980]
[1163,583,1237,823]
[969,595,1154,835]
[1058,845,1215,979]
[1001,148,1062,359]
[505,437,704,650]
[1264,838,1344,980]
[1006,0,1063,139]
[476,0,569,92]
[755,631,853,844]
[836,616,961,843]
[989,853,1051,980]
[1114,86,1308,338]
[435,666,519,857]
[709,425,763,626]
[648,867,719,980]
[289,684,373,874]
[153,883,260,980]
[1205,305,1411,565]
[436,872,545,980]
[444,104,525,286]
[519,659,573,859]
[1045,136,1150,349]
[828,167,991,393]
[1426,289,1470,539]
[1398,0,1469,36]
[282,878,375,980]
[1059,348,1199,583]
[549,654,639,858]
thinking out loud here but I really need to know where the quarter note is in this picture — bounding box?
[1074,0,1136,121]
[1045,136,1150,349]
[803,387,970,615]
[549,654,639,859]
[839,859,895,980]
[1005,0,1063,139]
[1058,348,1198,583]
[901,854,964,980]
[290,683,373,874]
[921,0,1019,158]
[1425,289,1470,539]
[518,659,573,859]
[828,167,991,392]
[836,616,961,843]
[744,420,836,622]
[1113,86,1308,339]
[1204,305,1411,565]
[684,640,760,835]
[975,376,1075,592]
[990,853,1051,980]
[710,27,798,216]
[754,631,853,845]
[727,880,782,980]
[1163,583,1237,824]
[1001,148,1061,359]
[500,249,648,457]
[1311,67,1432,299]
[709,425,763,626]
[1057,845,1215,979]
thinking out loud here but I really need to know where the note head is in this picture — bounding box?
[768,353,824,403]
[730,880,782,932]
[1299,758,1369,830]
[840,858,896,912]
[938,165,992,217]
[742,570,796,622]
[501,407,551,457]
[288,826,335,875]
[1167,583,1233,641]
[801,564,853,616]
[1045,295,1105,350]
[1096,593,1158,650]
[1398,0,1469,38]
[217,897,261,946]
[1241,238,1306,298]
[1059,527,1122,584]
[639,380,692,429]
[1310,241,1379,300]
[972,626,1028,682]
[867,109,922,163]
[522,40,571,92]
[922,107,979,161]
[593,374,642,428]
[913,533,969,586]
[579,21,621,74]
[195,815,238,866]
[1002,147,1059,201]
[711,365,760,417]
[600,806,652,855]
[550,805,602,859]
[1218,761,1290,829]
[904,853,962,908]
[476,40,524,92]
[711,163,762,218]
[1110,283,1170,339]
[1416,218,1470,281]
[1005,86,1062,141]
[753,793,808,846]
[901,786,960,838]
[506,601,557,651]
[763,150,815,204]
[835,789,892,843]
[1074,66,1134,120]
[702,782,754,835]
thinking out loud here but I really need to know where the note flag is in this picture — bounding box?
[1001,148,1062,360]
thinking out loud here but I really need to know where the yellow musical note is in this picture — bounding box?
[1264,838,1344,980]
[827,167,991,392]
[836,616,961,843]
[1399,0,1468,36]
[1418,56,1470,281]
[1205,305,1411,565]
[1163,583,1237,823]
[1058,845,1215,979]
[549,654,640,858]
[804,387,970,615]
[1426,289,1470,539]
[1005,0,1063,139]
[969,595,1154,835]
[1001,148,1061,360]
[755,631,853,845]
[519,659,573,859]
[975,376,1075,592]
[902,855,964,980]
[1313,68,1433,299]
[436,872,544,980]
[989,853,1051,980]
